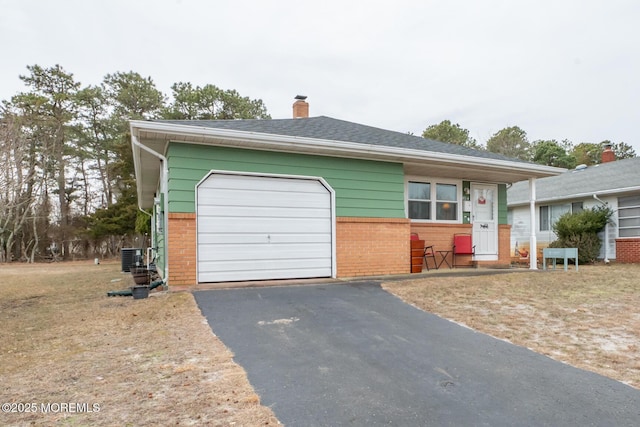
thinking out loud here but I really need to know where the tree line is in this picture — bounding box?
[0,64,269,262]
[1,64,635,263]
[422,120,636,168]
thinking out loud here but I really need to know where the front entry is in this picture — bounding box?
[471,183,498,260]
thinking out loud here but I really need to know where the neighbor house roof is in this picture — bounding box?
[507,156,640,206]
[131,116,564,209]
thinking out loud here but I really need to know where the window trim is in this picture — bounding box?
[406,177,461,223]
[571,201,584,213]
[539,205,550,231]
[618,195,640,238]
[539,201,585,232]
[407,181,431,220]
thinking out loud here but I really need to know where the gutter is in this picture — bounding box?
[508,185,640,207]
[131,131,170,285]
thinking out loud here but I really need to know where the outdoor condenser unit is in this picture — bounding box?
[121,248,143,272]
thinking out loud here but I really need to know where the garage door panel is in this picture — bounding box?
[200,256,330,270]
[199,266,332,282]
[199,191,329,209]
[199,174,329,193]
[199,259,331,274]
[198,233,333,245]
[198,233,332,245]
[199,218,331,234]
[198,205,331,218]
[199,243,332,261]
[197,172,334,283]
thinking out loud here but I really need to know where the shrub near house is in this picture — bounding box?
[550,206,613,263]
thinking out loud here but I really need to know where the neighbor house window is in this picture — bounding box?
[539,203,571,231]
[408,181,458,221]
[571,202,584,213]
[539,206,550,231]
[618,195,640,238]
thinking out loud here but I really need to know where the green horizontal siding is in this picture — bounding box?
[166,143,405,218]
[498,184,508,225]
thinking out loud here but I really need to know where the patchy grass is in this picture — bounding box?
[0,261,279,426]
[382,264,640,389]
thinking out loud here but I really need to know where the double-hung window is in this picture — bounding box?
[408,182,431,220]
[408,181,458,221]
[436,184,457,220]
[539,203,578,231]
[539,206,550,231]
[618,195,640,237]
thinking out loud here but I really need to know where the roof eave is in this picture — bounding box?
[130,120,565,186]
[508,185,640,207]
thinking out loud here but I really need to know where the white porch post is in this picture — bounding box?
[529,178,538,270]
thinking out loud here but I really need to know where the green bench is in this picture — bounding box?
[542,248,578,271]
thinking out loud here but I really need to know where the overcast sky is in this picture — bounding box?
[2,0,639,153]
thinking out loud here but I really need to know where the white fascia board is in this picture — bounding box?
[508,185,640,207]
[130,120,564,177]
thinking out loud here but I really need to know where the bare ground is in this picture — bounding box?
[0,261,279,426]
[382,264,640,389]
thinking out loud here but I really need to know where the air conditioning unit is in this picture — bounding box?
[121,248,143,272]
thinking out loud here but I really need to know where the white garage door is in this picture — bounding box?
[196,171,334,282]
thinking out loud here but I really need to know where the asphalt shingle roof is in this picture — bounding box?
[156,116,529,163]
[507,156,640,205]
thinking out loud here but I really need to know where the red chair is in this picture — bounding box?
[453,233,476,268]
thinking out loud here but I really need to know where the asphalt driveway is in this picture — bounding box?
[195,281,640,426]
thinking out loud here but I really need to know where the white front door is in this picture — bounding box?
[471,183,498,260]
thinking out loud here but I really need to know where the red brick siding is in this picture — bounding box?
[167,214,413,286]
[497,225,512,266]
[410,223,512,268]
[336,217,411,277]
[166,214,515,287]
[167,213,197,286]
[616,238,640,263]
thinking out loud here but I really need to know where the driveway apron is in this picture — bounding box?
[195,281,640,426]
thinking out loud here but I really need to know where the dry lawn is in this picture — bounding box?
[0,261,279,426]
[3,262,638,426]
[383,264,640,389]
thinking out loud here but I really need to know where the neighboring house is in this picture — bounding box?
[131,97,562,286]
[507,149,640,263]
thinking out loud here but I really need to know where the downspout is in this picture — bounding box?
[138,207,153,266]
[529,178,538,269]
[132,133,170,285]
[593,194,610,263]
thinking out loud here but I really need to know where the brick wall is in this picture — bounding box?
[167,214,412,286]
[410,223,512,268]
[336,217,411,277]
[616,238,640,263]
[166,214,515,287]
[497,225,512,266]
[167,213,197,286]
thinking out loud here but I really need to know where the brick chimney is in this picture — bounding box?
[601,143,615,163]
[293,95,309,118]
